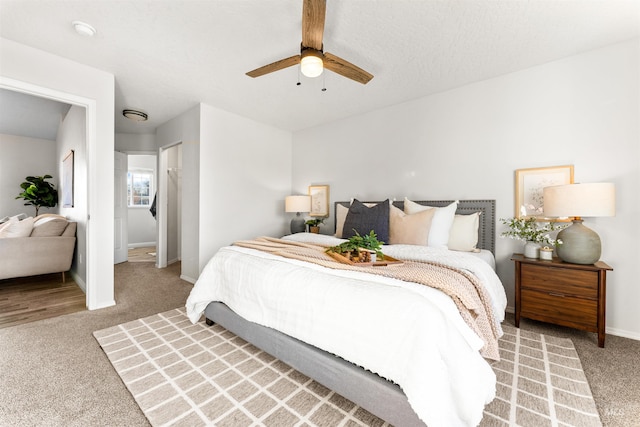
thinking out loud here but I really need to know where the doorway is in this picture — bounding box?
[114,152,158,265]
[126,154,157,263]
[158,142,182,272]
[0,81,101,309]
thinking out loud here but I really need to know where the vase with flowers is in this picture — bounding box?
[500,217,568,258]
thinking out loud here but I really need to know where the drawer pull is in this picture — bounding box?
[548,292,565,297]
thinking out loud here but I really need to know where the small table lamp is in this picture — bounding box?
[543,183,615,264]
[285,195,311,234]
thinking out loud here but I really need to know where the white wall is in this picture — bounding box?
[1,38,116,310]
[127,154,157,247]
[57,105,88,289]
[115,133,156,153]
[198,103,292,272]
[156,103,293,280]
[292,39,640,340]
[156,105,200,281]
[0,134,57,217]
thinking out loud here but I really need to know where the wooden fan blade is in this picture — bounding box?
[246,55,301,78]
[302,0,326,50]
[323,52,373,84]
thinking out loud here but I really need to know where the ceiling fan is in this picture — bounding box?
[246,0,373,84]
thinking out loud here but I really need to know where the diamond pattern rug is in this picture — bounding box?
[94,309,601,427]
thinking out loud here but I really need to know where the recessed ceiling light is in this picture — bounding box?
[122,109,148,122]
[72,21,96,37]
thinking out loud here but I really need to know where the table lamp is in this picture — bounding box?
[543,183,615,264]
[285,195,311,234]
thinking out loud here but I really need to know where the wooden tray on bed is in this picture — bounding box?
[327,251,404,267]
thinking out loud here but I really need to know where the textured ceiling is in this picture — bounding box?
[0,0,638,136]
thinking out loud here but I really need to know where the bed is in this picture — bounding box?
[186,199,507,426]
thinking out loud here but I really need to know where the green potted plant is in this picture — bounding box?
[15,175,58,216]
[500,217,567,258]
[327,230,385,262]
[305,218,325,233]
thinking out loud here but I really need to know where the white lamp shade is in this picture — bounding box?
[300,54,323,78]
[543,183,615,218]
[285,195,311,213]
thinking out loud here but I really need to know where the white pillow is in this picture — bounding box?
[0,216,34,238]
[0,217,15,233]
[31,216,69,237]
[448,212,481,252]
[404,198,458,248]
[335,204,349,237]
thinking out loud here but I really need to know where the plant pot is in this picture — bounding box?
[539,247,554,260]
[524,241,541,259]
[309,226,320,234]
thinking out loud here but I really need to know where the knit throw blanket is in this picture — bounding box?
[234,237,500,361]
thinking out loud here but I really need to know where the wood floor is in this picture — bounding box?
[1,247,156,328]
[128,246,156,263]
[0,273,86,329]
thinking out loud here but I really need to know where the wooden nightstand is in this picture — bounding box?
[512,253,612,347]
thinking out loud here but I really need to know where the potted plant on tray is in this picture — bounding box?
[305,218,325,234]
[326,230,385,263]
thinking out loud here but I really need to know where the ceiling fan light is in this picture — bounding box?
[300,51,323,78]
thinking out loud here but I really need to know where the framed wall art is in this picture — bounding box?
[62,150,74,208]
[308,185,329,217]
[515,165,573,219]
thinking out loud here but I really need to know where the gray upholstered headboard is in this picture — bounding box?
[334,200,496,255]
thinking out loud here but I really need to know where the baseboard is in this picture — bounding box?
[180,274,196,284]
[89,299,116,310]
[606,326,640,342]
[70,270,86,293]
[128,242,156,249]
[505,305,515,314]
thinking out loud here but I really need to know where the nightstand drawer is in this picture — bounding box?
[521,263,598,299]
[521,289,597,330]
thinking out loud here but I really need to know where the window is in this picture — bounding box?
[127,170,153,207]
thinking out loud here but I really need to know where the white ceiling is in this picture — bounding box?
[0,89,72,140]
[0,0,638,137]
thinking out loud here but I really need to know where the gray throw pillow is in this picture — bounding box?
[341,199,389,243]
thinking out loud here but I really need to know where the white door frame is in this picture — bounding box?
[157,140,182,269]
[115,151,157,264]
[0,77,100,308]
[114,151,128,264]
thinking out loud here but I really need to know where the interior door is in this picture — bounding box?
[114,151,128,264]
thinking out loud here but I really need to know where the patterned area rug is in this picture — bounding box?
[94,309,601,427]
[482,325,601,427]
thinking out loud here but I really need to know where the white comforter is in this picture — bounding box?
[186,234,507,427]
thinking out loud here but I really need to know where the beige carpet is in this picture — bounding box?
[95,309,601,427]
